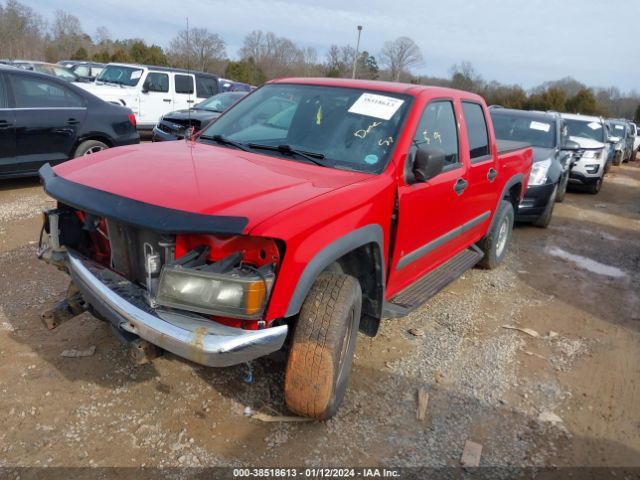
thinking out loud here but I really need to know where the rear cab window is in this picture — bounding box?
[196,75,219,98]
[462,101,491,162]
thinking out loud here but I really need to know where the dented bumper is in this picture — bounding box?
[60,249,288,367]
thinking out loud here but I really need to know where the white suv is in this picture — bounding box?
[77,63,220,130]
[561,113,610,194]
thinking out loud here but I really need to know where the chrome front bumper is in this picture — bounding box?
[64,250,288,367]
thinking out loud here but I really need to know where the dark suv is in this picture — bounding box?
[490,108,573,227]
[0,66,139,179]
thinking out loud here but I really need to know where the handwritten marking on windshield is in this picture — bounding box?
[354,121,382,139]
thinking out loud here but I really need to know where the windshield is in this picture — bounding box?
[96,65,143,86]
[564,119,605,142]
[491,113,556,148]
[609,122,626,139]
[196,92,246,112]
[199,84,411,173]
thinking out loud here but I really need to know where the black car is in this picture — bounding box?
[0,66,139,179]
[152,91,247,142]
[490,108,573,228]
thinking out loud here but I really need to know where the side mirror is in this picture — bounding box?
[562,139,580,150]
[142,81,150,93]
[413,146,446,182]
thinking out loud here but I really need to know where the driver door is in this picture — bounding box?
[139,71,171,126]
[386,99,468,297]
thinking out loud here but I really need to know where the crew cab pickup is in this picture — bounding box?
[38,78,532,420]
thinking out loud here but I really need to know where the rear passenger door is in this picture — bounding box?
[458,100,497,245]
[9,72,87,173]
[139,71,171,126]
[173,74,196,111]
[387,99,469,295]
[0,73,17,176]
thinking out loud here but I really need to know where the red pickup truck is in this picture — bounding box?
[38,78,532,420]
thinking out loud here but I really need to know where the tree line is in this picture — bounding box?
[1,0,638,121]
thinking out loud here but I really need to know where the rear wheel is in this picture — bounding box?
[74,140,108,157]
[477,200,514,270]
[284,272,361,420]
[533,184,557,228]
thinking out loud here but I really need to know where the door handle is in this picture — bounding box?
[163,99,171,103]
[186,100,194,103]
[67,118,80,125]
[453,178,468,195]
[0,120,13,129]
[487,168,498,182]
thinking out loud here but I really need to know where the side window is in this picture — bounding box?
[0,76,6,108]
[144,72,169,93]
[175,74,194,94]
[10,75,84,108]
[196,75,219,98]
[462,101,490,162]
[412,100,460,167]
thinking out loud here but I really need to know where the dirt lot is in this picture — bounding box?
[0,160,639,471]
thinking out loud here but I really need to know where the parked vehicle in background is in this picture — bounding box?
[561,113,608,194]
[490,108,571,227]
[69,62,105,81]
[77,63,220,130]
[37,78,532,419]
[152,91,247,142]
[58,60,82,69]
[218,78,251,92]
[0,66,139,179]
[632,122,640,154]
[607,119,629,166]
[10,61,86,83]
[624,121,636,162]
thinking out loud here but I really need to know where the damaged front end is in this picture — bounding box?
[37,166,288,367]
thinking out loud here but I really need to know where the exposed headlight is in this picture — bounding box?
[155,265,274,319]
[528,159,551,186]
[582,149,602,159]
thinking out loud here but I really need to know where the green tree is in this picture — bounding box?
[71,46,88,60]
[224,58,266,85]
[635,104,640,123]
[566,88,599,115]
[129,40,167,65]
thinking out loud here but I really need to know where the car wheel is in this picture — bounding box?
[612,153,622,166]
[533,184,557,228]
[74,140,108,157]
[555,172,568,203]
[477,200,514,270]
[284,272,361,420]
[588,176,603,194]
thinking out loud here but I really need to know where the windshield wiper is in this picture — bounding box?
[247,143,327,166]
[199,134,252,152]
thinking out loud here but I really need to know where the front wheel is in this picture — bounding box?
[555,172,568,203]
[533,184,557,228]
[284,272,361,420]
[477,200,514,270]
[588,176,603,194]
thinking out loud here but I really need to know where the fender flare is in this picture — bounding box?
[284,224,385,318]
[489,173,524,230]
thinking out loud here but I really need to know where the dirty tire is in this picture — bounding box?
[613,152,622,167]
[476,200,514,270]
[74,140,108,157]
[284,272,361,420]
[533,184,557,228]
[588,176,602,194]
[555,172,568,203]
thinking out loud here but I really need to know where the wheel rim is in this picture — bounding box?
[84,145,105,155]
[496,218,509,257]
[336,307,355,385]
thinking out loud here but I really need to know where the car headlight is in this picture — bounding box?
[155,265,274,319]
[582,149,602,159]
[528,159,551,186]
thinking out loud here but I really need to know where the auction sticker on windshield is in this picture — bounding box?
[530,121,551,132]
[588,122,602,130]
[348,93,404,120]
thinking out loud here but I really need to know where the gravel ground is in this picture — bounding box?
[0,162,639,472]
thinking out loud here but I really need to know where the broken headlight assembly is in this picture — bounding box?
[155,244,276,320]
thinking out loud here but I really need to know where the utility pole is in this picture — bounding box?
[351,25,363,79]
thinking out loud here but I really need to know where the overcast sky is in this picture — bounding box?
[26,0,640,93]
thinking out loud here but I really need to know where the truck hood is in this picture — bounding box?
[52,141,371,233]
[569,136,605,149]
